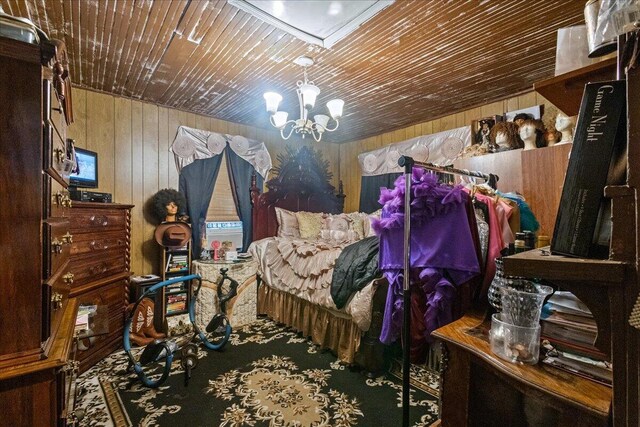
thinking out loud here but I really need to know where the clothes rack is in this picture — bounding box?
[396,155,498,427]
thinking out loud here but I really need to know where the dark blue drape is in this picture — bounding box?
[359,173,401,213]
[179,155,223,259]
[226,146,263,252]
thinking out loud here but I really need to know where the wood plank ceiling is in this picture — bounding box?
[1,0,585,143]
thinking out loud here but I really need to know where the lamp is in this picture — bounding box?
[264,56,343,142]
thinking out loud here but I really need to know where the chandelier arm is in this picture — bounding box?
[322,120,339,132]
[311,128,322,142]
[281,122,296,140]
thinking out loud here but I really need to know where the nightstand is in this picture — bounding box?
[191,258,259,329]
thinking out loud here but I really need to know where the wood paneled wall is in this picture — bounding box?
[67,87,339,276]
[338,92,559,213]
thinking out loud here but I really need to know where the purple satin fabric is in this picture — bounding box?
[372,169,480,345]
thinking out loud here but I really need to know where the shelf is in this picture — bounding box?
[534,57,617,116]
[502,246,628,284]
[433,312,612,419]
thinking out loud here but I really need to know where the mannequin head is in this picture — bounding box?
[555,112,575,144]
[513,113,533,128]
[151,189,188,223]
[490,121,523,151]
[519,119,545,150]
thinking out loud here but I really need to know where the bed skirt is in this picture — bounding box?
[257,284,362,364]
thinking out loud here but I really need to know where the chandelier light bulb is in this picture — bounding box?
[299,83,320,109]
[327,99,344,120]
[314,114,330,132]
[272,111,288,128]
[263,92,282,114]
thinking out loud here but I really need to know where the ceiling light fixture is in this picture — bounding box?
[264,56,344,142]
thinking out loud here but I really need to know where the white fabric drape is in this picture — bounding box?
[358,125,472,176]
[170,125,272,179]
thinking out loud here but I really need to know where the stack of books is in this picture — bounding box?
[166,253,189,272]
[540,291,612,386]
[166,293,187,314]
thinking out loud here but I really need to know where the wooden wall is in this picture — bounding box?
[338,92,559,213]
[67,87,340,276]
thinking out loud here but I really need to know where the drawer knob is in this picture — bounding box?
[51,238,63,254]
[63,272,75,285]
[89,215,108,226]
[62,232,73,244]
[52,292,63,310]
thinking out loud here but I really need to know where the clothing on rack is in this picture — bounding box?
[372,169,480,360]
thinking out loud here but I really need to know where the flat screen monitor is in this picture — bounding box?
[70,147,98,188]
[205,221,243,252]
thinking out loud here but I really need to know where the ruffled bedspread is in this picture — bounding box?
[249,237,374,331]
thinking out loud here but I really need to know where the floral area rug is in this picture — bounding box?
[76,318,439,426]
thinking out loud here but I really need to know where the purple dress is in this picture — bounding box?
[372,169,480,345]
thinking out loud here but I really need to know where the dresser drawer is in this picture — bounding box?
[68,250,128,288]
[45,261,73,338]
[43,119,72,186]
[70,209,128,234]
[70,230,127,257]
[46,177,72,219]
[75,279,126,371]
[43,219,72,280]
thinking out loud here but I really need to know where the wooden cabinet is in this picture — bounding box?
[436,53,640,427]
[0,35,78,426]
[69,202,133,373]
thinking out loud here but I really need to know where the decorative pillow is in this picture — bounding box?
[324,214,350,232]
[346,212,366,240]
[319,229,359,243]
[295,211,325,239]
[275,207,300,238]
[322,212,367,240]
[364,209,382,238]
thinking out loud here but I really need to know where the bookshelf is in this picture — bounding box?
[161,243,192,319]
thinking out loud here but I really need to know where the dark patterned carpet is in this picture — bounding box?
[76,318,439,426]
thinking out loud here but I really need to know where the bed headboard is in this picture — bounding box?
[250,146,345,241]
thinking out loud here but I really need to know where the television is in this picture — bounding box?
[70,147,98,188]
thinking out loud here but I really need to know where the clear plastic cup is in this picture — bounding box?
[490,313,541,364]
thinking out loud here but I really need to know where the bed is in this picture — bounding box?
[247,148,388,373]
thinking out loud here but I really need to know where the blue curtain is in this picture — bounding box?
[359,173,401,213]
[179,155,223,259]
[226,146,263,252]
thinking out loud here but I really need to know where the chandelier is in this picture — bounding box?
[263,56,344,142]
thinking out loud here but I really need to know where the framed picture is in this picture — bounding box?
[471,115,503,145]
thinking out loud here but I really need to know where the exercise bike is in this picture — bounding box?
[123,274,232,388]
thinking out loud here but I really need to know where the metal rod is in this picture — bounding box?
[401,155,413,427]
[411,158,492,181]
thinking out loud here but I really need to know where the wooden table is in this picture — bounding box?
[433,311,611,427]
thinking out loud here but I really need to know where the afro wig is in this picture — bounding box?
[151,188,187,223]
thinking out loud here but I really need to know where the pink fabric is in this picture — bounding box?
[496,199,515,245]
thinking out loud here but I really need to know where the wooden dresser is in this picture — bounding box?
[0,35,78,426]
[69,202,133,372]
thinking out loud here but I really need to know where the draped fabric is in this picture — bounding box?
[178,155,223,259]
[359,173,401,213]
[170,126,272,179]
[226,146,263,252]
